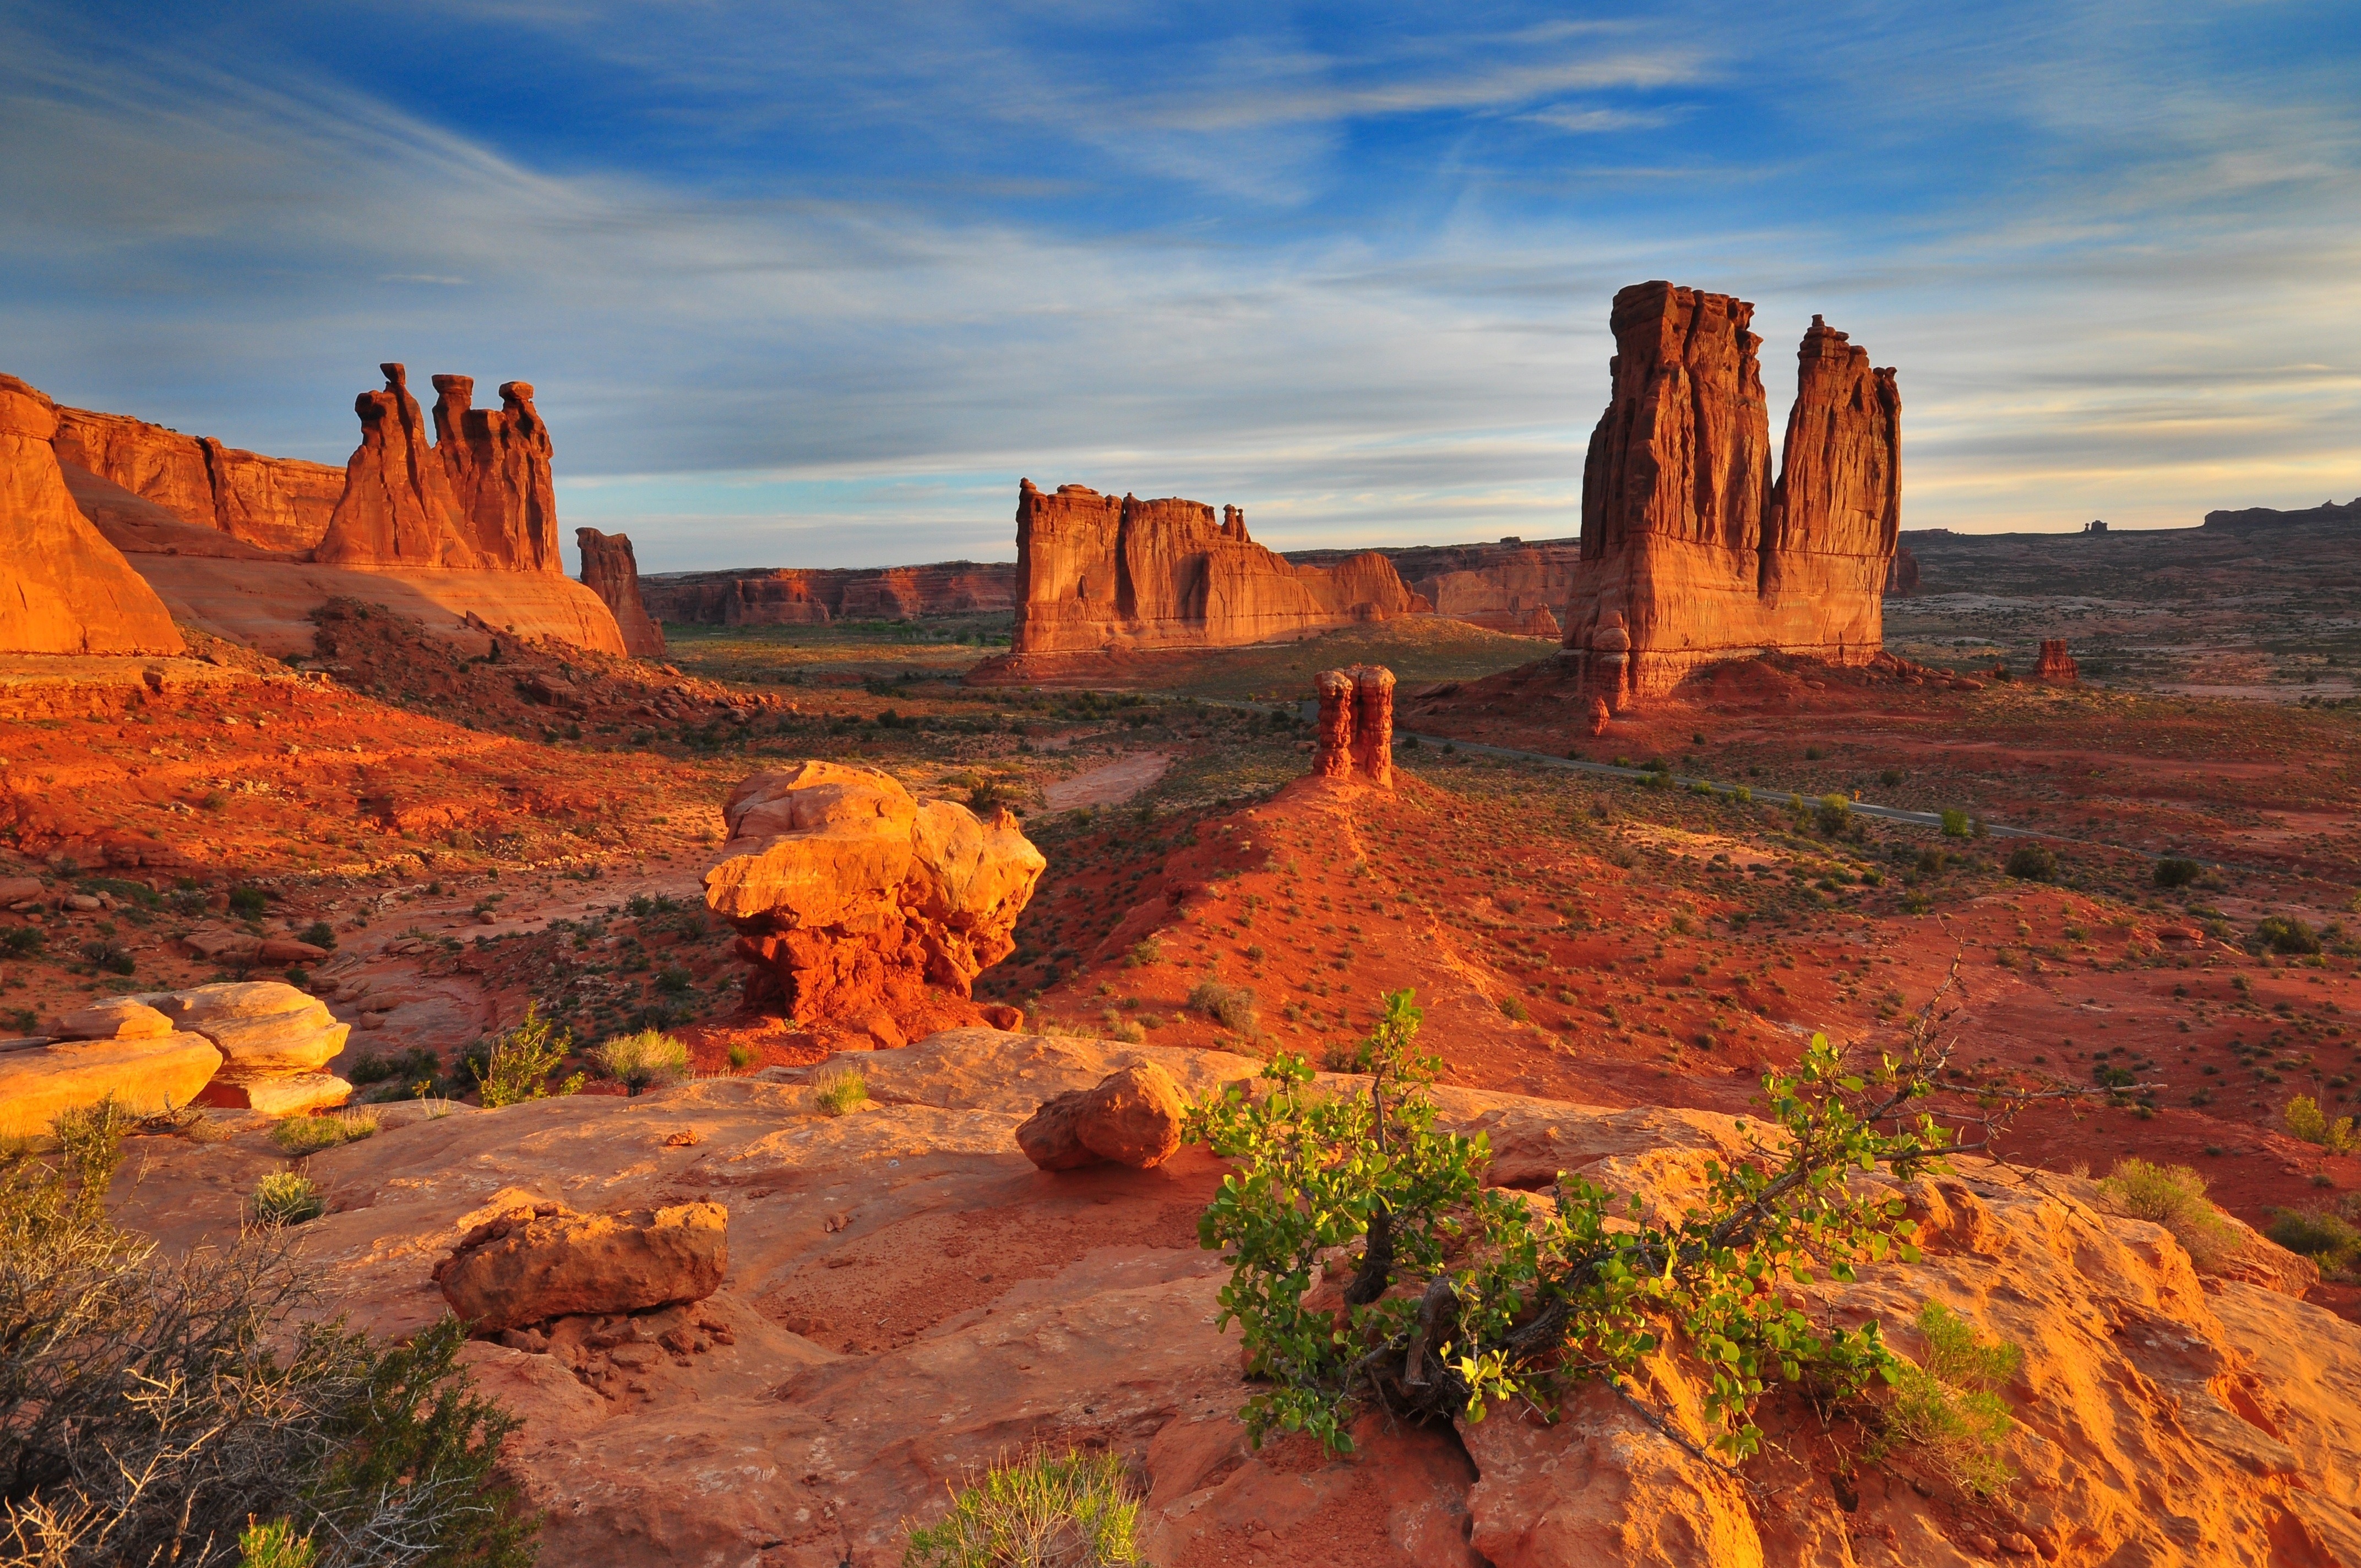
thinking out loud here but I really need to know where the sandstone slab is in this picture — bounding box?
[146,981,349,1074]
[434,1201,730,1333]
[195,1070,352,1117]
[0,1032,223,1137]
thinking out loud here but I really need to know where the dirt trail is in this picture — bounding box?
[1042,751,1171,811]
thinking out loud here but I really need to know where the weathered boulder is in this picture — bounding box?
[973,481,1428,677]
[49,997,175,1041]
[149,981,348,1073]
[1015,1062,1187,1170]
[434,1201,730,1334]
[2034,638,2078,682]
[0,373,186,655]
[703,762,1045,1032]
[50,402,343,555]
[0,1033,224,1137]
[1558,286,1900,704]
[576,527,666,656]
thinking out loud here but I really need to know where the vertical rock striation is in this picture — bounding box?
[2034,639,2078,683]
[1309,666,1396,788]
[0,374,185,655]
[1558,284,1900,705]
[977,481,1428,676]
[576,528,666,657]
[433,376,563,571]
[313,364,483,569]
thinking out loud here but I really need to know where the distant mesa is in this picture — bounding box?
[969,481,1429,680]
[639,562,1016,626]
[2085,519,2108,535]
[1559,286,1901,706]
[51,402,342,556]
[2204,497,2360,529]
[1285,537,1575,637]
[576,527,666,657]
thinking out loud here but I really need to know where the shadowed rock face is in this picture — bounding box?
[49,406,344,556]
[638,562,1016,625]
[1884,543,1922,596]
[1560,284,1901,704]
[434,376,563,571]
[0,373,186,656]
[576,527,666,657]
[993,481,1428,665]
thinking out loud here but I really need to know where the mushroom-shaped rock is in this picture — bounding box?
[434,1201,730,1335]
[1016,1063,1187,1171]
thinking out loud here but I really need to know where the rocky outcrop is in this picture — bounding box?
[2205,497,2360,529]
[638,563,1016,625]
[433,377,563,571]
[50,404,344,555]
[313,364,483,569]
[1287,537,1579,636]
[1015,1062,1187,1170]
[148,981,352,1115]
[703,763,1045,1037]
[2034,638,2078,682]
[0,374,186,656]
[1558,285,1900,704]
[976,482,1427,675]
[576,529,666,657]
[1312,665,1396,787]
[0,1000,221,1137]
[435,1201,729,1334]
[1884,543,1921,596]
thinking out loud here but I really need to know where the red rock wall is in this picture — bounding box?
[1559,283,1900,702]
[576,528,666,657]
[433,376,563,572]
[0,374,185,655]
[638,563,1016,625]
[49,406,343,556]
[313,364,483,569]
[1005,480,1427,657]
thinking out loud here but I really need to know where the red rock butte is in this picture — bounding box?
[973,481,1428,678]
[1559,283,1901,705]
[576,527,666,657]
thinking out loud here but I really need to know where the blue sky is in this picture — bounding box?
[4,1,2356,571]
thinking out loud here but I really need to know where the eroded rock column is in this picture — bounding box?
[1350,665,1395,787]
[1314,668,1357,779]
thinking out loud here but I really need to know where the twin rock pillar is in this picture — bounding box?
[1312,665,1396,788]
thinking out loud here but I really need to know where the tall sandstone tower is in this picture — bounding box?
[1558,282,1900,704]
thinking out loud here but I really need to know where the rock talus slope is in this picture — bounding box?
[0,373,186,655]
[106,1027,2361,1568]
[1559,284,1900,704]
[575,527,666,656]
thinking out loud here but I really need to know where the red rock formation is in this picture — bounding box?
[703,762,1046,1037]
[1309,665,1396,788]
[2034,638,2078,682]
[0,373,186,655]
[982,482,1427,673]
[314,364,483,569]
[576,527,666,657]
[50,405,343,555]
[433,376,563,571]
[1288,537,1578,636]
[1015,1063,1187,1171]
[638,562,1016,625]
[435,1200,728,1333]
[1884,544,1922,597]
[1558,285,1900,704]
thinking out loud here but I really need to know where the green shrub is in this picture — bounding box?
[590,1028,690,1095]
[1876,1302,2021,1499]
[251,1170,325,1227]
[2098,1158,2235,1264]
[2004,844,2057,881]
[902,1449,1141,1567]
[296,921,339,951]
[2257,916,2322,956]
[1815,793,1853,835]
[812,1065,869,1117]
[1122,937,1164,969]
[1940,808,1971,839]
[1187,979,1259,1036]
[1497,994,1530,1022]
[1186,989,1940,1458]
[346,1045,440,1087]
[2285,1094,2358,1155]
[2266,1207,2361,1277]
[228,885,269,918]
[0,1116,537,1568]
[269,1110,378,1157]
[474,1002,580,1108]
[2153,857,2204,889]
[726,1042,757,1071]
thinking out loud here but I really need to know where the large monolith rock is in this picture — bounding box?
[576,527,666,656]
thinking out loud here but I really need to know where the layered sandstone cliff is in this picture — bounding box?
[0,374,184,655]
[987,482,1427,668]
[1288,537,1577,636]
[433,375,563,571]
[639,562,1015,625]
[576,528,666,657]
[49,405,343,556]
[1559,285,1900,704]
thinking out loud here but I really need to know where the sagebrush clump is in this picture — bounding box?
[901,1449,1140,1567]
[592,1028,691,1095]
[1187,978,1259,1036]
[2098,1157,2235,1264]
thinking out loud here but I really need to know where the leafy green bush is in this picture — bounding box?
[813,1066,869,1117]
[1,926,44,957]
[2004,844,2057,881]
[269,1111,378,1157]
[2257,916,2322,956]
[1496,994,1530,1022]
[1874,1302,2021,1498]
[1186,989,1943,1458]
[251,1170,325,1227]
[473,1003,581,1108]
[1122,937,1164,969]
[2285,1094,2358,1155]
[902,1450,1141,1567]
[1815,793,1853,835]
[1187,979,1259,1036]
[2266,1207,2361,1277]
[2098,1158,2234,1264]
[590,1028,690,1095]
[346,1046,442,1088]
[1938,808,1971,838]
[726,1042,757,1071]
[228,886,269,919]
[296,921,339,951]
[1,1109,537,1567]
[2152,857,2204,889]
